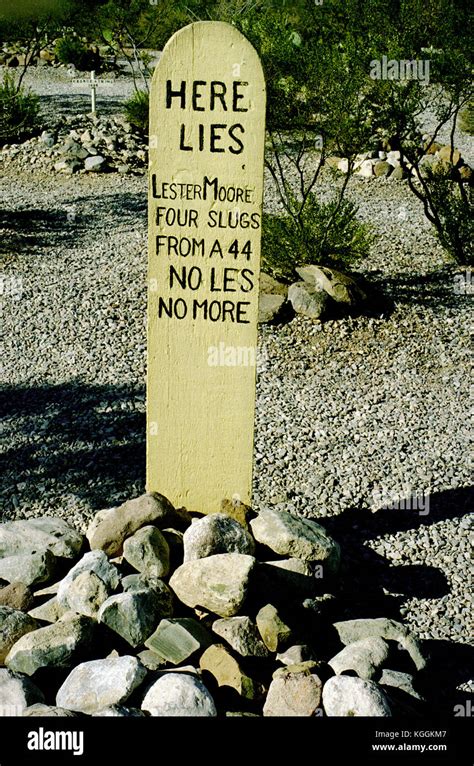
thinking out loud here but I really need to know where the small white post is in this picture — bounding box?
[90,70,97,114]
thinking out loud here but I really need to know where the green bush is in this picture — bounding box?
[55,35,95,71]
[0,72,40,145]
[124,89,149,135]
[421,166,473,266]
[262,195,374,281]
[459,102,474,136]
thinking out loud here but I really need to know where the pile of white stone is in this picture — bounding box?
[0,492,429,717]
[326,140,472,182]
[0,113,146,175]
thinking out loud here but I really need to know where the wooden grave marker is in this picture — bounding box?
[147,21,266,513]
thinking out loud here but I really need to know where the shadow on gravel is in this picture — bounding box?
[0,382,146,513]
[321,487,472,616]
[318,489,473,713]
[0,191,145,257]
[382,266,472,309]
[0,208,86,256]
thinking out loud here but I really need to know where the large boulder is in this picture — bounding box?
[0,518,83,560]
[62,571,110,618]
[57,550,120,609]
[98,589,168,647]
[28,596,67,624]
[5,613,95,675]
[141,673,217,717]
[328,637,389,680]
[183,513,255,562]
[288,281,328,319]
[200,644,261,700]
[322,675,392,716]
[86,493,190,557]
[333,618,428,671]
[212,616,270,658]
[169,554,255,618]
[250,508,340,574]
[263,665,322,716]
[256,604,293,652]
[121,574,173,613]
[259,272,288,297]
[56,656,146,715]
[0,551,56,587]
[296,265,368,308]
[122,526,170,577]
[259,268,288,323]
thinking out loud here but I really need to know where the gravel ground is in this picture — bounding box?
[19,64,138,120]
[0,69,472,695]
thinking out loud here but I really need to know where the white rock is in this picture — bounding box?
[328,637,389,679]
[84,155,106,171]
[357,159,375,177]
[183,513,255,562]
[250,508,340,572]
[57,550,120,608]
[0,551,56,587]
[64,571,110,617]
[387,150,401,167]
[323,676,392,716]
[40,131,55,147]
[56,656,147,714]
[277,645,315,665]
[333,618,428,670]
[141,673,216,717]
[0,516,84,559]
[288,282,328,320]
[169,554,255,618]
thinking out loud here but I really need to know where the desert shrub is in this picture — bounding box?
[0,72,40,145]
[420,166,473,266]
[262,195,374,281]
[55,35,95,70]
[124,89,149,134]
